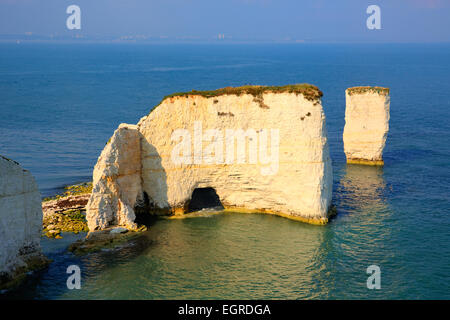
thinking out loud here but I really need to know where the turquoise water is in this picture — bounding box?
[0,43,449,299]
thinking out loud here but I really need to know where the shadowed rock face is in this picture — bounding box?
[0,155,48,289]
[343,87,390,165]
[87,85,333,230]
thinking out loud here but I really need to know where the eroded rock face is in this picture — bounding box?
[0,155,48,288]
[343,87,390,165]
[86,124,142,230]
[87,85,333,229]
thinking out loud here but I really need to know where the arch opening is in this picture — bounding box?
[134,191,157,227]
[187,187,224,213]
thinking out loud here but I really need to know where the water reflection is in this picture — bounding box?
[306,164,394,299]
[3,165,399,299]
[59,213,333,299]
[337,164,389,217]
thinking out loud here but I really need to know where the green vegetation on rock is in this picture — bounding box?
[149,84,323,114]
[42,182,92,238]
[43,209,89,237]
[43,182,92,202]
[347,86,390,96]
[0,254,51,291]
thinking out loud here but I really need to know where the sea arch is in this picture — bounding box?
[86,85,333,230]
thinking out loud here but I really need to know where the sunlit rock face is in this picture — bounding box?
[86,124,142,231]
[86,85,333,230]
[0,155,47,288]
[343,87,390,165]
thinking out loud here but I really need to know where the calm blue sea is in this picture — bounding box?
[0,43,449,299]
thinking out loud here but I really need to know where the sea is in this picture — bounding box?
[0,43,449,299]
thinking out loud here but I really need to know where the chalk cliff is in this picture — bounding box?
[0,155,48,289]
[86,124,142,231]
[343,87,390,165]
[87,85,333,230]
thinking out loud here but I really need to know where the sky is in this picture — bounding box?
[0,0,449,42]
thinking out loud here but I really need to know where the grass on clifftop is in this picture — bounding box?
[347,86,390,96]
[157,84,323,105]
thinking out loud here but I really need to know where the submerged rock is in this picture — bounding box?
[68,225,147,255]
[87,84,334,230]
[0,155,50,290]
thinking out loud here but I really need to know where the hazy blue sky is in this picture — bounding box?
[0,0,449,42]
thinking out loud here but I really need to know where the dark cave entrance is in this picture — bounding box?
[133,191,158,227]
[187,187,224,212]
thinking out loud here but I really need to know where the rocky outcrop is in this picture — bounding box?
[0,155,48,289]
[86,124,143,231]
[87,84,333,230]
[343,87,390,165]
[42,182,92,237]
[42,193,90,237]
